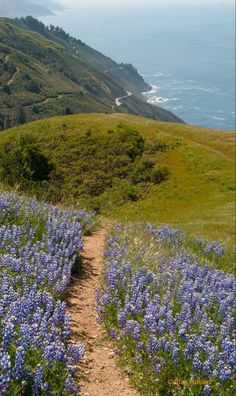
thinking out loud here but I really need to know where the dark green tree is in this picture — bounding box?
[63,107,72,115]
[1,135,53,187]
[32,105,39,114]
[26,81,41,93]
[4,115,11,130]
[16,106,26,125]
[2,84,10,94]
[0,115,4,131]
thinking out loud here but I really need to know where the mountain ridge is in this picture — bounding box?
[0,17,183,129]
[9,16,152,96]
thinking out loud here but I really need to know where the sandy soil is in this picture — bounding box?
[68,227,138,396]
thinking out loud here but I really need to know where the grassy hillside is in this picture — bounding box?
[0,113,234,246]
[9,16,151,96]
[0,17,183,129]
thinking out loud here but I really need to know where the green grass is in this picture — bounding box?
[0,113,235,247]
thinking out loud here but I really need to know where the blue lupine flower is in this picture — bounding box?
[14,346,26,379]
[33,365,44,394]
[203,385,212,395]
[0,193,92,394]
[65,374,80,393]
[97,224,235,395]
[0,352,11,371]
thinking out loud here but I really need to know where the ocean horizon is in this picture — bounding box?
[41,4,235,130]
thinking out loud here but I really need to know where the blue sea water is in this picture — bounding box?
[41,5,235,130]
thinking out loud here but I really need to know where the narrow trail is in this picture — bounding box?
[115,91,132,107]
[68,227,138,396]
[24,93,75,108]
[4,55,20,86]
[7,66,20,86]
[192,141,233,161]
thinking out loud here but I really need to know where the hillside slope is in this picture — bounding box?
[0,17,183,129]
[0,113,234,246]
[9,16,151,96]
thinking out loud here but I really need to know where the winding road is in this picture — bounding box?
[115,91,132,107]
[1,56,133,117]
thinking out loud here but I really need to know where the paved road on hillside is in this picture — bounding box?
[115,91,132,106]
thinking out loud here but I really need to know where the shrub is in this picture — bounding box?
[16,106,27,125]
[0,124,169,209]
[144,140,169,153]
[130,159,156,184]
[107,180,141,205]
[152,165,170,184]
[63,107,72,115]
[130,160,169,185]
[1,135,53,187]
[2,84,10,94]
[26,80,41,93]
[32,104,39,113]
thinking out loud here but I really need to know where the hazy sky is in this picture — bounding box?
[59,0,234,7]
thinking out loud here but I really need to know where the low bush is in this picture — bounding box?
[1,135,53,187]
[0,125,169,211]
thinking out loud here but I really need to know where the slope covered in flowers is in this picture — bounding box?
[0,193,94,395]
[97,224,236,395]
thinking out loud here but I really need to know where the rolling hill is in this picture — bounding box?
[0,17,183,130]
[0,113,234,246]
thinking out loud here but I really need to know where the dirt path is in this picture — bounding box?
[192,141,233,161]
[68,227,138,396]
[24,93,76,108]
[7,66,20,86]
[4,55,20,86]
[115,91,132,107]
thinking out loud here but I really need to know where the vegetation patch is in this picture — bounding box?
[97,223,235,395]
[0,113,234,245]
[0,17,181,129]
[0,192,95,395]
[0,123,169,211]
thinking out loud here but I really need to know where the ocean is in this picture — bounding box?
[41,4,235,130]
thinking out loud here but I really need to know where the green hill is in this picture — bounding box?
[0,113,234,246]
[0,17,183,129]
[7,16,152,96]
